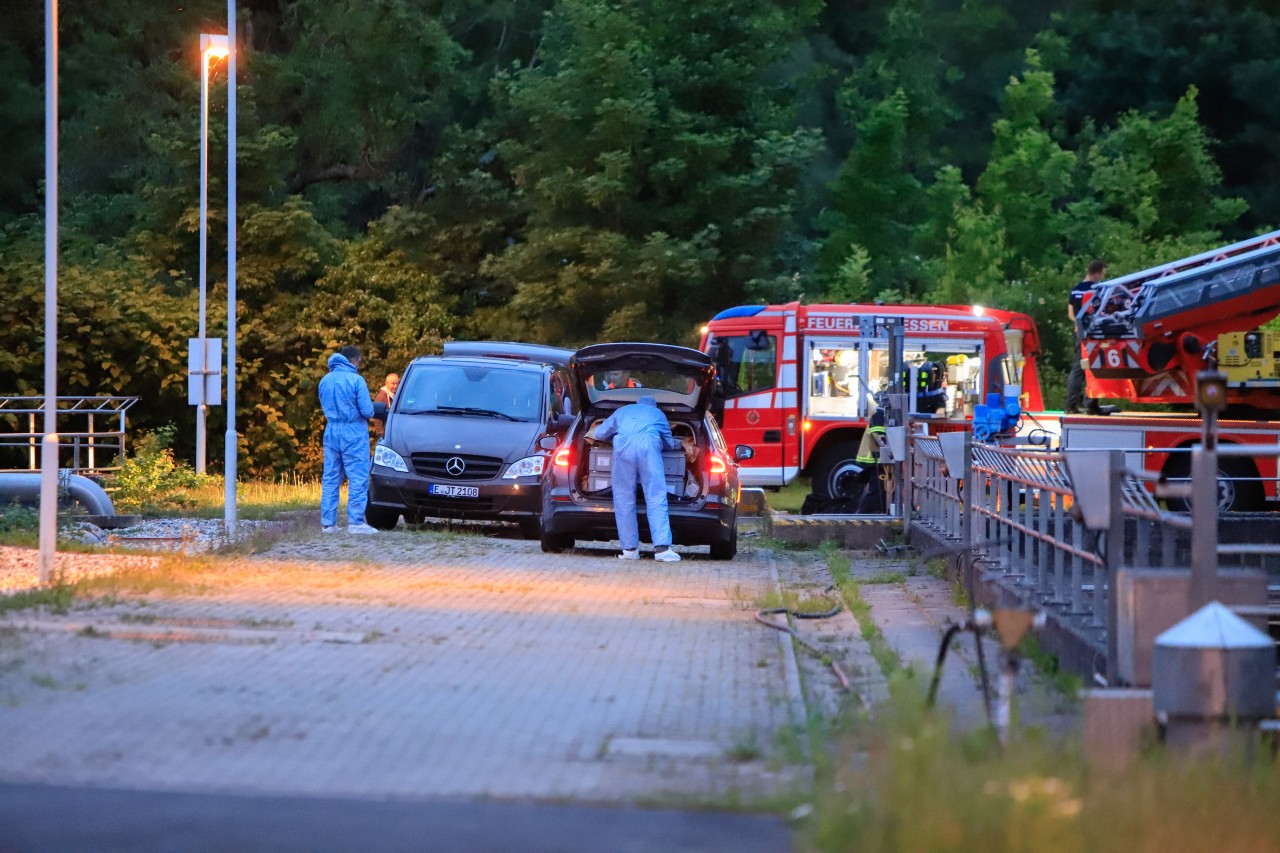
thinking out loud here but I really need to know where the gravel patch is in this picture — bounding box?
[0,517,284,597]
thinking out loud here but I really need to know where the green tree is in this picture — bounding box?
[486,0,822,344]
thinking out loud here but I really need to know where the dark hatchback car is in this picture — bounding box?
[367,343,576,535]
[538,342,754,559]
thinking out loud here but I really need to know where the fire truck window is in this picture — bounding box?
[711,335,777,398]
[809,347,861,417]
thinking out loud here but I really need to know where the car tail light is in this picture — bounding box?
[554,447,572,468]
[708,453,727,475]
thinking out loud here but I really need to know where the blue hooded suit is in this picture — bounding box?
[318,352,375,526]
[594,396,682,550]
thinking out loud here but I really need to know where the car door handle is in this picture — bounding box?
[762,430,782,443]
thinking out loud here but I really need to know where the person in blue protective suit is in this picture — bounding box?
[318,345,378,534]
[590,395,683,562]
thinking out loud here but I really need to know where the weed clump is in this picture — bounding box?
[109,425,213,513]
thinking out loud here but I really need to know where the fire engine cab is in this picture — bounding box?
[700,302,1045,502]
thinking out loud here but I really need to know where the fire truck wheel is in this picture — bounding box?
[811,446,865,501]
[1161,455,1263,513]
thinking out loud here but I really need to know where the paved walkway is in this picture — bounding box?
[0,531,805,806]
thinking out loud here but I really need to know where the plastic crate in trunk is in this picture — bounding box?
[585,446,687,494]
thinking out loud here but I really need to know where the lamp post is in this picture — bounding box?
[39,0,59,583]
[224,0,239,534]
[196,33,228,475]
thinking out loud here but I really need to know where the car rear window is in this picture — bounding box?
[398,363,544,422]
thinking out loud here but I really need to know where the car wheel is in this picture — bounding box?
[540,531,574,553]
[518,517,542,540]
[366,506,401,531]
[709,529,737,561]
[810,443,865,501]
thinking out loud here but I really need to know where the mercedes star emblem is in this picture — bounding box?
[445,456,466,476]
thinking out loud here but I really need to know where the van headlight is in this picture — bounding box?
[503,455,545,479]
[373,444,409,473]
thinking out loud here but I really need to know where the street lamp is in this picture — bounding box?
[39,0,59,583]
[225,0,239,534]
[195,33,228,475]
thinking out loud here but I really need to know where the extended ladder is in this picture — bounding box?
[1080,229,1280,341]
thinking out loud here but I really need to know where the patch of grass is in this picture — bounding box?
[765,477,811,513]
[0,582,76,615]
[860,570,907,585]
[0,502,39,546]
[755,588,841,616]
[820,539,902,677]
[1017,634,1083,698]
[924,557,948,579]
[726,731,764,763]
[75,554,214,599]
[805,679,1280,853]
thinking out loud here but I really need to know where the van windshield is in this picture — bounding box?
[398,364,544,422]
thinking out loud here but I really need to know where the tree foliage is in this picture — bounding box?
[0,0,1270,473]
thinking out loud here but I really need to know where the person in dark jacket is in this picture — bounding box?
[319,345,377,534]
[1065,260,1107,414]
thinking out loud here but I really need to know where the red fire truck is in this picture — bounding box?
[1065,228,1280,511]
[699,303,1045,502]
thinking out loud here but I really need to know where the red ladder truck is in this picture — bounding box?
[1067,229,1280,511]
[699,303,1045,504]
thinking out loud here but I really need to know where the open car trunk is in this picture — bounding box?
[576,407,708,503]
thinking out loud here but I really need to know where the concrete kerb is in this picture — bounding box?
[763,549,811,734]
[766,510,901,550]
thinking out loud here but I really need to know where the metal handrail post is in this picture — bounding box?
[1104,449,1125,683]
[1189,369,1226,610]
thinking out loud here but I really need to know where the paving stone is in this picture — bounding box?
[0,532,806,804]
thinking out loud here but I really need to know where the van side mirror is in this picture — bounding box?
[537,435,559,452]
[372,400,388,422]
[734,445,755,461]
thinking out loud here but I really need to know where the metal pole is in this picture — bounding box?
[223,1,238,534]
[197,36,211,475]
[39,0,60,584]
[1189,373,1223,610]
[1104,449,1124,684]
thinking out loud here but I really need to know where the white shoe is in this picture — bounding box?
[322,525,339,534]
[617,549,640,561]
[654,549,681,562]
[348,523,379,535]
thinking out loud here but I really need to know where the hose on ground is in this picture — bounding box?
[755,587,851,693]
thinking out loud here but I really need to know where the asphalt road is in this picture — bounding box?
[0,782,793,853]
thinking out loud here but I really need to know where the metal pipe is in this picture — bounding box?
[0,472,114,517]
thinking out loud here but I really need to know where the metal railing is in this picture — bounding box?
[906,426,1278,682]
[0,396,138,475]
